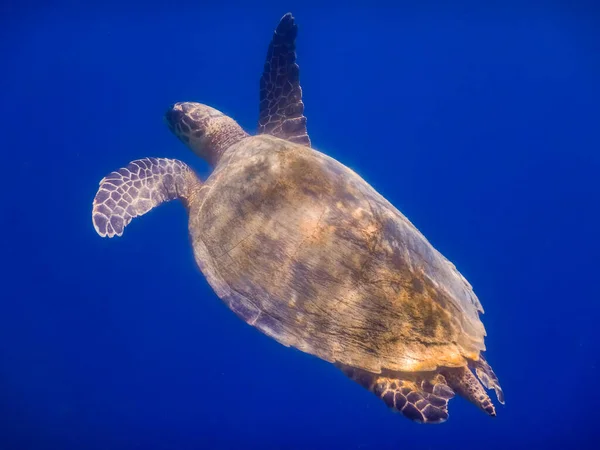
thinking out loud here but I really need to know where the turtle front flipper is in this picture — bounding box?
[258,13,311,147]
[337,364,455,424]
[92,158,201,238]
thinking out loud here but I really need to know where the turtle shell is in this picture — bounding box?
[188,134,487,373]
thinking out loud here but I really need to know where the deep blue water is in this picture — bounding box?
[2,2,599,449]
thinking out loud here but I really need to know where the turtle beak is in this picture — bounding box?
[164,103,184,130]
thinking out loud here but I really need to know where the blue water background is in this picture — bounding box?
[1,2,599,449]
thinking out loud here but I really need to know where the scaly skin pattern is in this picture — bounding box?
[339,363,457,423]
[187,134,487,375]
[258,13,310,146]
[92,158,200,237]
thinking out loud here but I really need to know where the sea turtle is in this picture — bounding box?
[91,13,504,424]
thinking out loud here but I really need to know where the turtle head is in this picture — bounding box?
[164,102,248,167]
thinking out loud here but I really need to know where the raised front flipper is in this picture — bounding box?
[92,158,201,238]
[258,13,311,146]
[337,364,455,424]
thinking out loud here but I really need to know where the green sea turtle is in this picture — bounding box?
[91,13,504,423]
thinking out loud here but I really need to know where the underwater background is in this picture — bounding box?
[1,1,599,449]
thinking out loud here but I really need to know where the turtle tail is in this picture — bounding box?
[92,157,201,238]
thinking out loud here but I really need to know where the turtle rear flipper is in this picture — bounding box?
[469,354,505,405]
[92,158,201,238]
[441,366,497,417]
[337,364,455,424]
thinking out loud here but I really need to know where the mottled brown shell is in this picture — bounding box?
[187,134,486,374]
